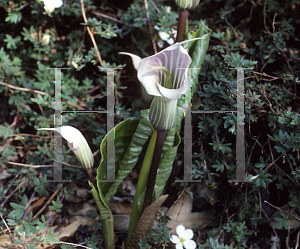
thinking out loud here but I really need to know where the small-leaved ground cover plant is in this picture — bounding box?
[0,0,299,248]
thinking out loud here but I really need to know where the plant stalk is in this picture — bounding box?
[87,168,96,187]
[176,8,189,43]
[126,130,157,247]
[143,129,167,210]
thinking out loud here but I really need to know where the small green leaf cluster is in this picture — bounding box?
[139,223,171,249]
[185,0,299,248]
[1,0,299,248]
[119,0,178,54]
[5,198,59,247]
[199,238,233,249]
[223,221,250,247]
[83,18,119,39]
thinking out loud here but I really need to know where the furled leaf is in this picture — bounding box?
[154,127,181,200]
[187,21,212,95]
[176,21,212,132]
[127,195,169,249]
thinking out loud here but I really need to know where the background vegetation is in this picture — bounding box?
[0,0,299,248]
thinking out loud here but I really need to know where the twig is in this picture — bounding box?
[246,132,262,168]
[221,0,247,18]
[258,189,262,219]
[1,180,26,208]
[169,187,186,211]
[259,84,276,115]
[74,27,87,57]
[0,213,14,243]
[31,188,60,221]
[9,161,85,169]
[149,0,160,13]
[19,2,29,11]
[143,0,157,54]
[8,162,56,168]
[264,200,300,221]
[34,92,45,116]
[0,241,95,249]
[286,156,299,185]
[0,81,101,111]
[45,191,65,234]
[0,81,48,96]
[3,133,51,139]
[264,154,283,172]
[271,86,300,99]
[80,0,103,66]
[253,71,280,80]
[201,143,208,172]
[91,10,124,24]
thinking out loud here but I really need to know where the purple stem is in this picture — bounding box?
[176,8,189,43]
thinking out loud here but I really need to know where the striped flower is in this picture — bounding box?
[137,43,191,130]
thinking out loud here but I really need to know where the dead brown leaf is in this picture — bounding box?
[167,191,215,233]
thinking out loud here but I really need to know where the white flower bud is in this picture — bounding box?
[41,0,63,14]
[38,126,94,170]
[42,34,50,45]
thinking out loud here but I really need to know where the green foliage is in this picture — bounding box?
[83,18,119,39]
[199,238,233,249]
[139,218,171,249]
[1,0,299,248]
[186,0,300,247]
[49,197,63,213]
[223,221,250,246]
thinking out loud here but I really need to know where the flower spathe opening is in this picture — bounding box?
[137,43,191,99]
[151,66,173,89]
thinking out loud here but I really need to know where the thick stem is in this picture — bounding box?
[143,130,167,210]
[126,131,157,247]
[176,8,189,43]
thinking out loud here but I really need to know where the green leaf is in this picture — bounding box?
[153,126,181,200]
[89,181,114,249]
[11,209,24,220]
[4,34,21,49]
[184,21,212,96]
[98,116,153,204]
[5,12,22,24]
[274,145,286,154]
[176,21,212,132]
[95,116,154,248]
[127,129,157,244]
[127,124,180,246]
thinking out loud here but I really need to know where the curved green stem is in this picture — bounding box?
[126,130,157,247]
[90,182,114,249]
